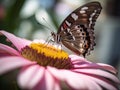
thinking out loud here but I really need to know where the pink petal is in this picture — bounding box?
[0,43,20,56]
[62,71,100,90]
[73,62,117,74]
[48,66,119,90]
[34,69,60,90]
[0,53,11,57]
[70,55,117,74]
[48,67,102,90]
[97,63,117,74]
[18,65,60,90]
[73,69,120,84]
[18,65,45,89]
[0,56,35,74]
[69,54,88,62]
[86,74,119,90]
[0,30,31,51]
[44,70,60,90]
[69,55,90,66]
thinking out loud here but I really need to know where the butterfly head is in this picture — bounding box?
[51,32,61,43]
[51,31,56,37]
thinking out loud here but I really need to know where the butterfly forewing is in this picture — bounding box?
[54,2,102,57]
[58,2,102,32]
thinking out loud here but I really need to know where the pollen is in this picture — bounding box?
[21,42,72,69]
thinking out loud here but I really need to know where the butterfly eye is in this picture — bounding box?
[51,32,56,37]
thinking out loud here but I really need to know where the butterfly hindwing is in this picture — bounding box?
[60,24,89,56]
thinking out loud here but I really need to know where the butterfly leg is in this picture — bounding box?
[44,35,55,45]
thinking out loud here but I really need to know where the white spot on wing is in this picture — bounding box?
[72,36,75,40]
[91,12,96,16]
[80,10,86,14]
[71,13,78,21]
[61,26,63,31]
[89,17,92,21]
[71,43,74,46]
[69,31,72,35]
[77,29,80,33]
[91,10,97,17]
[64,32,66,34]
[81,7,88,10]
[80,6,88,14]
[65,20,71,26]
[67,28,70,32]
[89,10,97,27]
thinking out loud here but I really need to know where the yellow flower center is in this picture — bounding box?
[21,42,72,69]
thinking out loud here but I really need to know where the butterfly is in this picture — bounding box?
[51,1,102,57]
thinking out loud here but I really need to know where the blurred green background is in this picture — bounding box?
[0,0,120,89]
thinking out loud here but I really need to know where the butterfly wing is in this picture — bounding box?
[58,2,102,56]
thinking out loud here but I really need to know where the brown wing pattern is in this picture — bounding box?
[58,2,102,56]
[58,2,102,33]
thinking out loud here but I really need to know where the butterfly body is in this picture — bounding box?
[52,2,102,57]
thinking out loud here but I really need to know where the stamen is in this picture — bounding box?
[21,43,72,69]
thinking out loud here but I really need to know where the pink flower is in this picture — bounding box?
[0,30,120,90]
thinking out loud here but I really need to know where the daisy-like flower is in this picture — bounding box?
[0,30,120,90]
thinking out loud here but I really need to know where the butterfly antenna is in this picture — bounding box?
[42,17,55,32]
[41,17,56,44]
